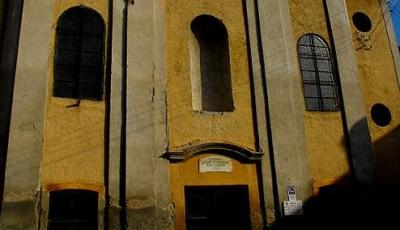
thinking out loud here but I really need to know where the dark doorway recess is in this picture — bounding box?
[185,185,252,230]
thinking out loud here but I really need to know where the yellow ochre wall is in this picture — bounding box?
[170,154,263,229]
[41,0,108,194]
[166,0,256,150]
[289,0,351,191]
[166,0,261,228]
[346,0,400,184]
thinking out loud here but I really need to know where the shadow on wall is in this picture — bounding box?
[270,183,400,230]
[270,119,400,229]
[374,124,400,185]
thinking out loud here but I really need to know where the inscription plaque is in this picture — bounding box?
[199,156,232,173]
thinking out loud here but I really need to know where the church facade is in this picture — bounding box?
[0,0,399,229]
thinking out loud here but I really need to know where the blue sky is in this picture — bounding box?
[390,1,400,45]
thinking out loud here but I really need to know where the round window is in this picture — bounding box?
[371,103,392,127]
[352,12,372,32]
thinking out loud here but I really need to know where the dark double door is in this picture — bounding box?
[185,185,252,230]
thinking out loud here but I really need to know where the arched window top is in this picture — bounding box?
[297,33,339,111]
[190,15,234,112]
[57,6,104,29]
[53,6,105,100]
[191,15,228,41]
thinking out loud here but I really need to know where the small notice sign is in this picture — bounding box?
[199,156,232,173]
[283,200,303,216]
[287,185,297,201]
[283,184,303,216]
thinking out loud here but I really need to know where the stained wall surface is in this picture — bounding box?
[0,1,55,229]
[165,0,256,151]
[346,0,400,184]
[289,0,350,191]
[166,0,261,228]
[41,0,108,194]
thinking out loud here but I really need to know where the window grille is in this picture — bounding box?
[48,190,98,230]
[53,7,105,100]
[298,34,339,111]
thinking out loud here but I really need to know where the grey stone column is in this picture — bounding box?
[108,0,124,228]
[153,0,171,228]
[0,1,54,229]
[243,0,276,225]
[124,0,170,228]
[325,0,375,184]
[255,0,313,217]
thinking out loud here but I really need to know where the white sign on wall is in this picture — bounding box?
[283,200,303,216]
[199,156,233,173]
[283,184,303,216]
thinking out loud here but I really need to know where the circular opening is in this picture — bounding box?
[352,12,372,32]
[371,103,392,127]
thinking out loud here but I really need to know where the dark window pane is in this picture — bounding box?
[298,34,339,111]
[323,98,338,110]
[301,71,316,82]
[299,35,312,46]
[321,85,336,98]
[55,49,79,65]
[54,64,78,82]
[48,222,73,230]
[81,36,103,52]
[317,59,331,72]
[300,58,315,71]
[54,7,104,100]
[313,36,325,47]
[319,72,334,82]
[56,34,80,50]
[53,81,78,98]
[48,190,98,230]
[315,46,329,58]
[80,66,102,83]
[80,52,102,66]
[48,191,74,220]
[305,97,320,111]
[82,21,103,34]
[304,84,318,98]
[299,45,313,56]
[73,222,97,230]
[79,83,102,100]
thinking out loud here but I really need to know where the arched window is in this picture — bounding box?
[53,7,105,100]
[191,15,234,112]
[48,189,98,229]
[298,34,339,111]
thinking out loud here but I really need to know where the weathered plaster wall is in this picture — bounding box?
[108,0,171,229]
[346,0,400,184]
[41,0,108,192]
[0,1,55,229]
[108,0,123,228]
[325,0,374,184]
[170,154,263,230]
[124,0,170,229]
[165,0,256,151]
[289,0,350,188]
[256,0,313,216]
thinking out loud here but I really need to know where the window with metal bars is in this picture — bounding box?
[297,34,339,111]
[53,7,105,100]
[48,189,98,230]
